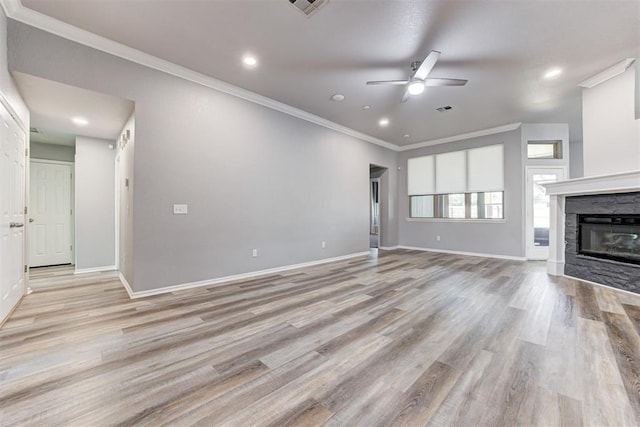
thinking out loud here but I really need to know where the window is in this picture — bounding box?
[470,191,504,219]
[527,140,562,159]
[407,144,504,220]
[410,192,505,219]
[410,195,434,218]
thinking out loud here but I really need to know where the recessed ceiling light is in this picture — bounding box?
[403,134,410,139]
[378,118,389,127]
[331,94,345,102]
[544,67,562,80]
[243,55,258,67]
[72,117,89,126]
[407,81,425,95]
[362,105,371,110]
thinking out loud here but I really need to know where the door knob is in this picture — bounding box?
[29,218,34,223]
[10,222,24,228]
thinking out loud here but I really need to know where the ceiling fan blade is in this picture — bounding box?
[424,78,468,87]
[400,89,411,103]
[412,50,441,80]
[366,80,410,85]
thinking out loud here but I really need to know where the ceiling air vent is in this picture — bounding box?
[436,105,453,112]
[289,0,328,16]
[29,127,40,133]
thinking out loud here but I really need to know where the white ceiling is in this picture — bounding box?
[12,71,134,146]
[18,0,640,147]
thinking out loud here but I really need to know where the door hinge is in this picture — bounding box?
[70,208,73,215]
[24,265,27,273]
[70,245,73,251]
[25,148,28,157]
[24,206,27,214]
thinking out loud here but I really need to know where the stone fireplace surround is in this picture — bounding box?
[544,171,640,294]
[565,193,640,292]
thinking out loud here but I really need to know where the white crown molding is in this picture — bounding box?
[579,58,636,88]
[398,122,522,152]
[1,0,399,152]
[123,251,370,299]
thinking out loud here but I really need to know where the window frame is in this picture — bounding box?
[409,191,505,221]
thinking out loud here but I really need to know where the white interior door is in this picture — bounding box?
[1,102,26,323]
[526,167,566,260]
[29,161,72,267]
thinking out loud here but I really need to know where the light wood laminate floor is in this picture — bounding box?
[2,249,640,426]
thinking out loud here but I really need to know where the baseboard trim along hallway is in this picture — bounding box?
[121,251,371,298]
[397,245,527,262]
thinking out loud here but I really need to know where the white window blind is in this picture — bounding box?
[467,144,504,192]
[435,151,466,194]
[407,156,434,195]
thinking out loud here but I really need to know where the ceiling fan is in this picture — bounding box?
[366,51,468,103]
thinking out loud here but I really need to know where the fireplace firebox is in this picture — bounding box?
[579,214,640,265]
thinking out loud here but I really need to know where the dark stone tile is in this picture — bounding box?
[564,192,640,294]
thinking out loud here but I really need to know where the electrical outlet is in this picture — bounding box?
[252,249,258,257]
[173,204,188,215]
[436,235,441,241]
[321,241,326,249]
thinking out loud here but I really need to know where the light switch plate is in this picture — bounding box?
[173,204,188,215]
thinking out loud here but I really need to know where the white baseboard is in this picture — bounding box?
[397,245,527,261]
[379,246,400,250]
[125,251,371,299]
[547,260,565,276]
[564,274,640,298]
[118,272,134,299]
[74,265,116,275]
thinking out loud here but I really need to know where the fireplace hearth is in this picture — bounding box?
[579,214,640,265]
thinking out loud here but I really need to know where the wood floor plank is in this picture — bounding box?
[0,250,639,425]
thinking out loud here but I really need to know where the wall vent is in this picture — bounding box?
[29,127,40,133]
[289,0,328,16]
[436,105,453,112]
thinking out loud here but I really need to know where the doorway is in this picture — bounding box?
[29,160,74,267]
[526,167,566,260]
[369,164,387,249]
[0,98,27,323]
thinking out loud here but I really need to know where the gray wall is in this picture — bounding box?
[117,113,135,284]
[398,129,525,258]
[75,136,116,270]
[582,66,640,176]
[30,141,75,162]
[8,21,398,292]
[569,141,584,179]
[0,8,28,126]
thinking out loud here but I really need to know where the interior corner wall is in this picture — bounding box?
[7,21,399,292]
[582,66,640,177]
[117,113,134,285]
[569,141,584,179]
[636,59,639,120]
[75,136,116,271]
[398,128,524,258]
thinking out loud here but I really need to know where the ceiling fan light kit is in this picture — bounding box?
[407,81,425,96]
[366,50,468,102]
